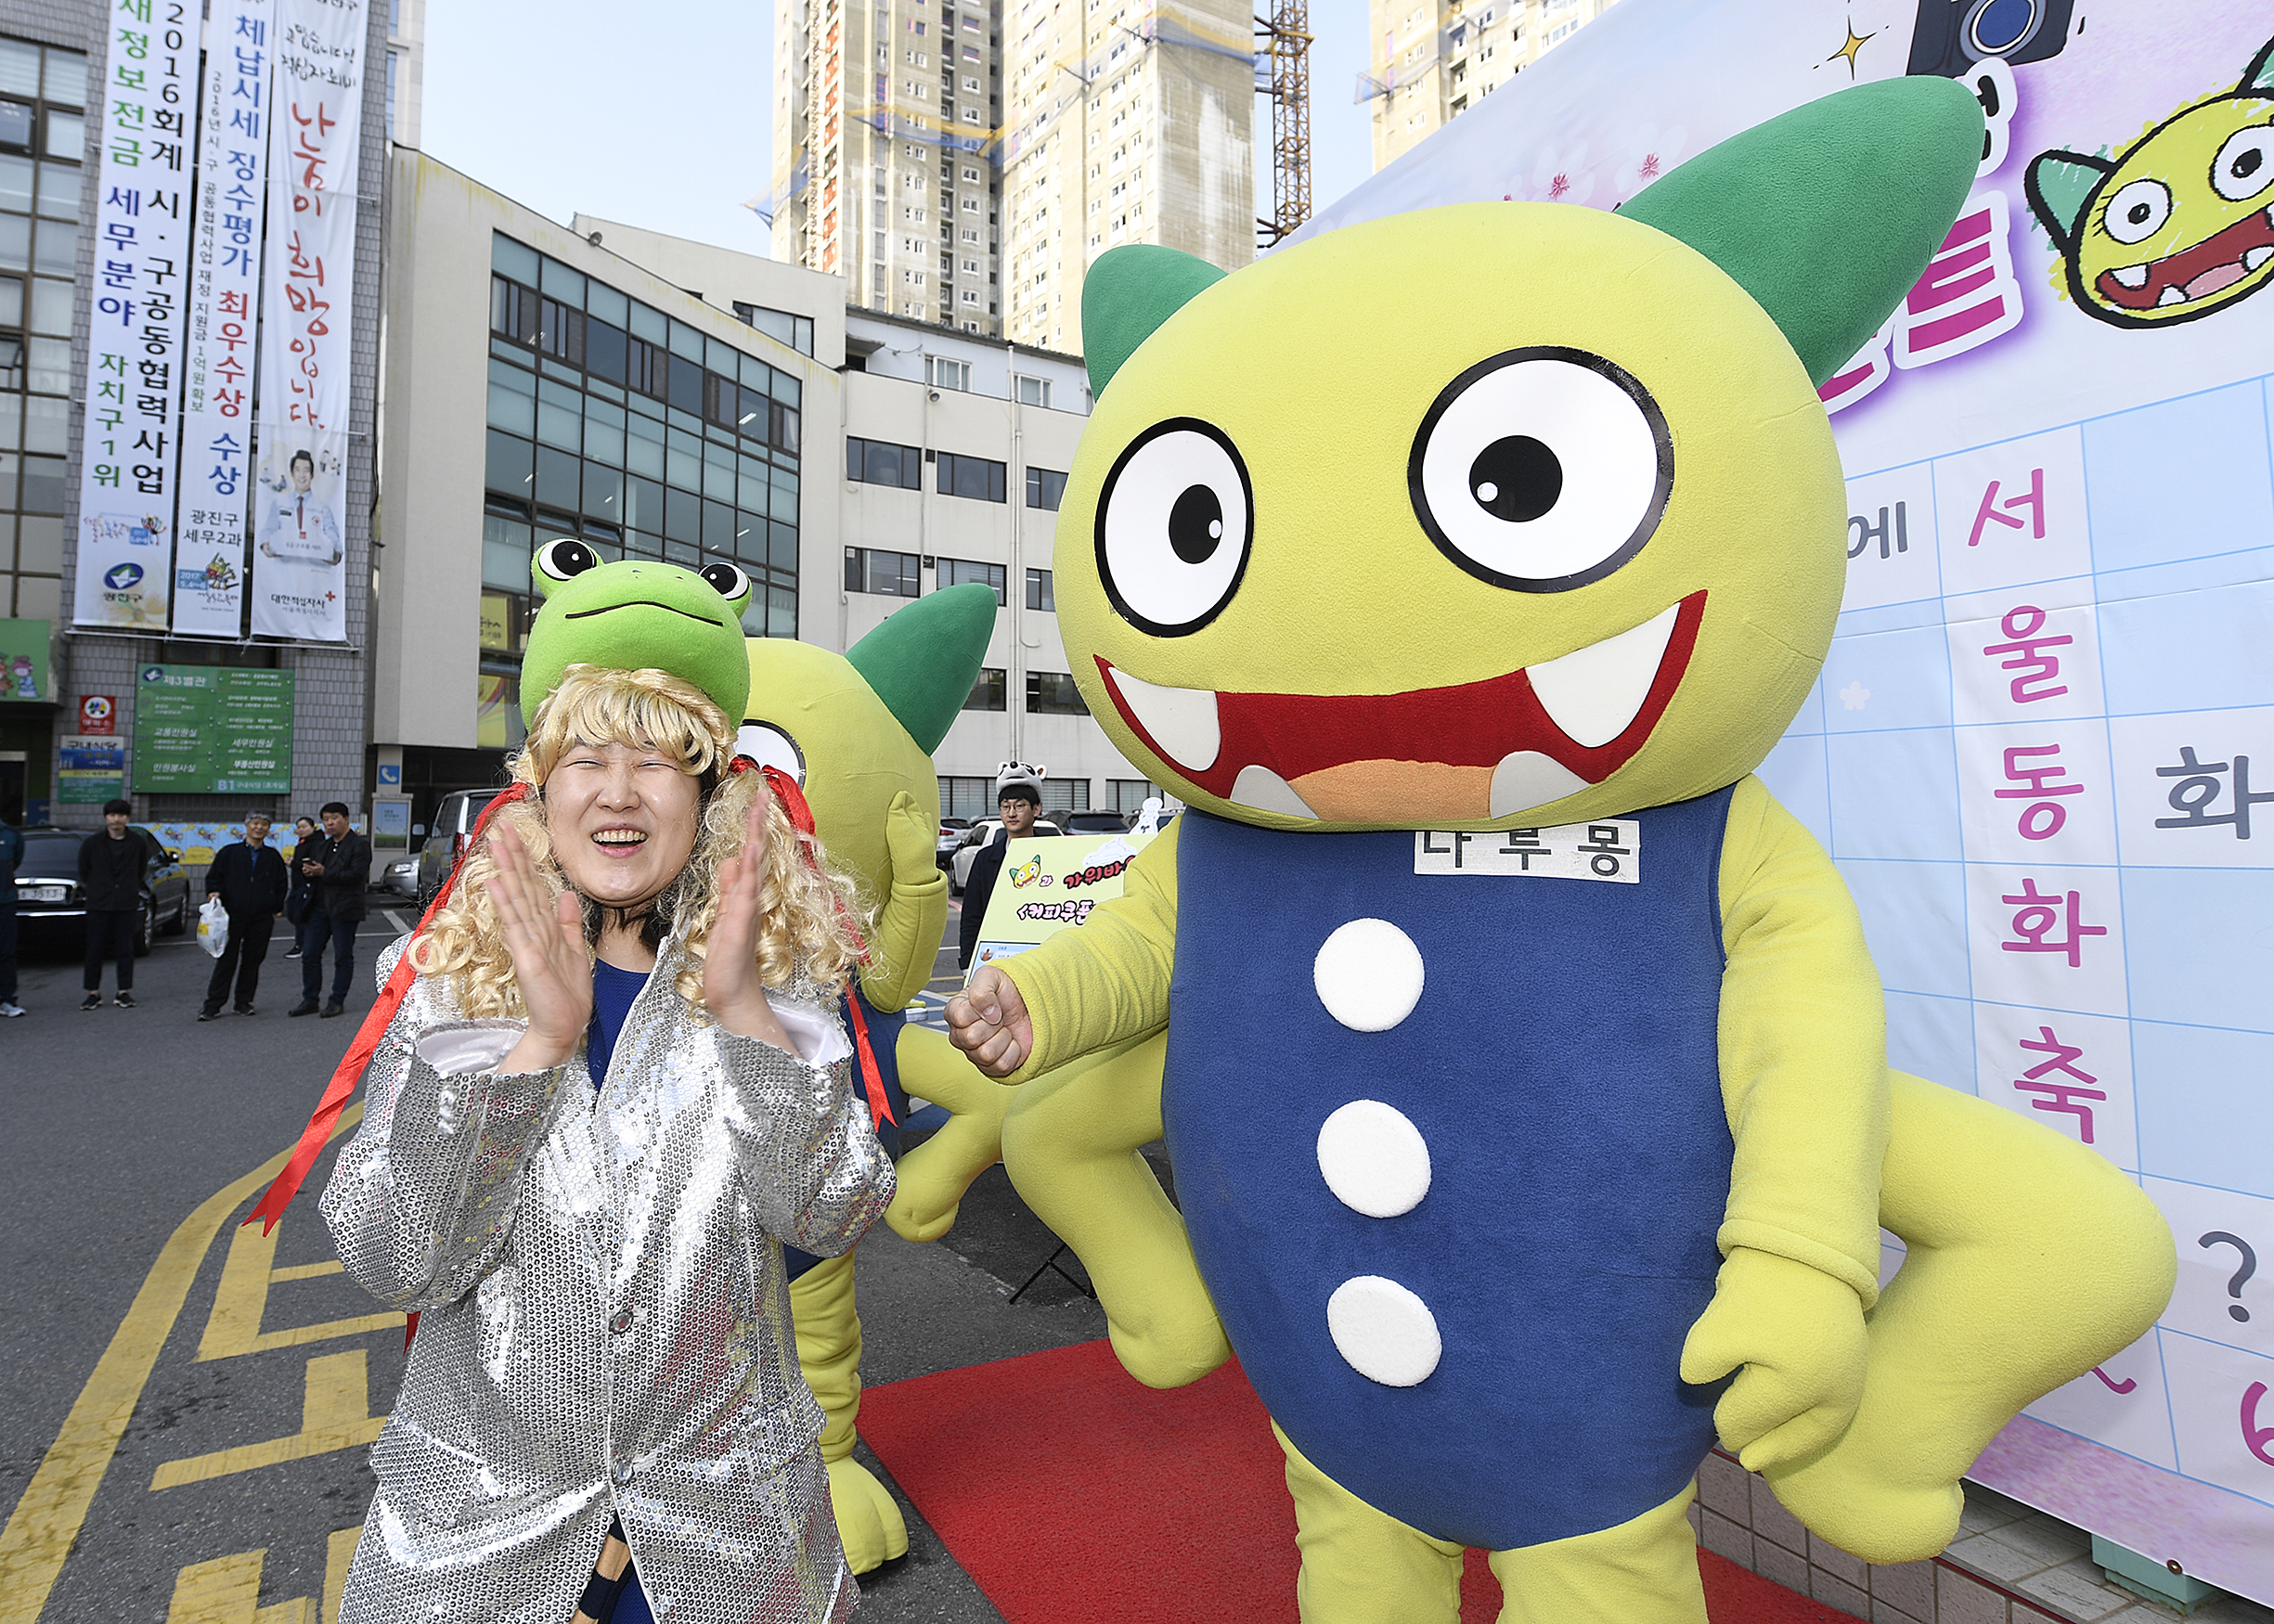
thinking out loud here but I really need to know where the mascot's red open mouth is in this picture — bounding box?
[1098,590,1706,822]
[2096,207,2274,311]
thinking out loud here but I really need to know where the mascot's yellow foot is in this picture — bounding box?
[826,1454,910,1573]
[1764,1074,2176,1565]
[888,1025,1014,1243]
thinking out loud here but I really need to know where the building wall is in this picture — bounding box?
[383,0,423,149]
[1367,0,1618,173]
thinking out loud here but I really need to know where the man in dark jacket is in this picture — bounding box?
[200,812,291,1020]
[292,801,369,1019]
[958,763,1051,972]
[77,798,157,1010]
[0,814,22,1017]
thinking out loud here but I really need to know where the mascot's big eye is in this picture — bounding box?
[699,561,752,600]
[1408,347,1672,593]
[2212,124,2274,202]
[1093,418,1255,637]
[733,720,805,785]
[2100,177,2172,244]
[535,537,599,583]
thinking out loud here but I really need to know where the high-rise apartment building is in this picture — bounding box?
[770,0,1254,358]
[771,0,1007,334]
[1366,0,1617,172]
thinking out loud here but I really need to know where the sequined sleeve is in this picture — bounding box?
[713,996,895,1259]
[322,1006,570,1313]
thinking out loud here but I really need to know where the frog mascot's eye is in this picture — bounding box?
[732,719,805,784]
[534,536,600,588]
[1093,417,1255,637]
[1407,347,1673,593]
[699,561,753,601]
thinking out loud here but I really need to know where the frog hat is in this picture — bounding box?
[517,541,756,729]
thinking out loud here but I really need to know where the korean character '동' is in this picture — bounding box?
[1999,878,2107,970]
[1996,742,2084,841]
[2154,747,2269,841]
[1577,824,1631,878]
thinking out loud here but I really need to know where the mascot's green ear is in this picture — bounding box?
[2023,150,2114,253]
[1622,77,1984,387]
[1083,245,1227,398]
[846,581,1000,754]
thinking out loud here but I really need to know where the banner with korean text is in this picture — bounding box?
[249,0,364,641]
[70,0,196,631]
[1302,0,2274,1604]
[170,0,273,637]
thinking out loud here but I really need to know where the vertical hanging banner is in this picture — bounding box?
[249,0,364,642]
[171,0,274,637]
[70,0,196,631]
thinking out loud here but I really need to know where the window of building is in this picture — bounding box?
[846,436,922,488]
[1036,775,1091,812]
[1026,567,1054,611]
[1109,778,1165,816]
[1025,467,1066,509]
[926,354,972,392]
[938,775,992,820]
[938,557,1006,602]
[845,546,921,597]
[1014,375,1052,408]
[730,302,816,356]
[937,451,1007,502]
[963,666,1007,711]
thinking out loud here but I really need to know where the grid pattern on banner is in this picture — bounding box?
[1758,372,2274,1528]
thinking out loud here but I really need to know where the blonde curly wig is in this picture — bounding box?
[408,664,866,1019]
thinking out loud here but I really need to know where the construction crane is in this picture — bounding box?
[1256,0,1312,249]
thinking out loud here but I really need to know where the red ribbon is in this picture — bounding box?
[245,784,532,1235]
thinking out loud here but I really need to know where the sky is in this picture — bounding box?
[420,0,1376,259]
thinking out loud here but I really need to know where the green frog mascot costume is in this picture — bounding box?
[943,80,2177,1623]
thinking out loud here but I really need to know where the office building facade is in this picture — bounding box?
[1367,0,1619,172]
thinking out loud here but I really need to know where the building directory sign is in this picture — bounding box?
[70,0,197,632]
[131,663,293,793]
[1309,0,2274,1602]
[248,0,367,642]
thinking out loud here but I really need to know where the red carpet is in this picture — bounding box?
[859,1338,1860,1622]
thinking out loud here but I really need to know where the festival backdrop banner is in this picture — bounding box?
[248,0,364,641]
[1302,0,2274,1602]
[69,0,196,631]
[171,0,274,637]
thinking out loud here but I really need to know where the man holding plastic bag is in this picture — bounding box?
[199,813,290,1021]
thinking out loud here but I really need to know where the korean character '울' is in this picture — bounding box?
[1982,605,2072,705]
[1996,742,2083,841]
[2010,1025,2105,1145]
[1577,824,1631,878]
[1999,878,2107,970]
[2153,747,2269,841]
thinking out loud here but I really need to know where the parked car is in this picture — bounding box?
[1058,811,1131,835]
[949,817,1064,895]
[936,816,972,873]
[10,825,192,956]
[415,787,502,909]
[381,856,420,898]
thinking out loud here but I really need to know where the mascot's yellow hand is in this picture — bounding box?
[1679,1247,1868,1474]
[885,791,943,892]
[887,1026,1014,1243]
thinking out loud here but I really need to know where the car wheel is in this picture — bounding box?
[135,898,154,957]
[162,893,189,935]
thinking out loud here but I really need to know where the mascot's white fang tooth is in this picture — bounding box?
[1111,668,1222,771]
[1488,751,1590,818]
[2111,263,2149,289]
[2246,246,2273,273]
[1231,764,1320,819]
[1526,603,1683,749]
[2156,285,2187,306]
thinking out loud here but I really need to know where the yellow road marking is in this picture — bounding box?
[0,1102,366,1623]
[196,1214,398,1361]
[323,1527,360,1624]
[163,1546,316,1624]
[152,1350,386,1490]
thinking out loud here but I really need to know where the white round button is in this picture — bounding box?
[1311,918,1425,1032]
[1316,1100,1431,1218]
[1325,1275,1442,1387]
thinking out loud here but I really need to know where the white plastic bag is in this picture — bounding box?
[196,896,229,959]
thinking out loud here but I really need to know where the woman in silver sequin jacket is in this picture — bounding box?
[321,665,896,1624]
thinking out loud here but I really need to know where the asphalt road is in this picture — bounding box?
[0,897,1108,1623]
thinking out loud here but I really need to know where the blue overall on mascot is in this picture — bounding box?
[944,80,2177,1623]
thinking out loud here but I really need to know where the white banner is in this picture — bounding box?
[71,0,196,631]
[170,0,274,637]
[249,0,365,642]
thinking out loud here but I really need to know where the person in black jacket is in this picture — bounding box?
[292,801,370,1018]
[282,814,317,958]
[199,812,291,1020]
[958,764,1050,972]
[77,798,157,1010]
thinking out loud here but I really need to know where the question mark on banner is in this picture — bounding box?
[2201,1232,2257,1323]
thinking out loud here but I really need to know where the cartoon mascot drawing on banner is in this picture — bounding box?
[945,80,2177,1622]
